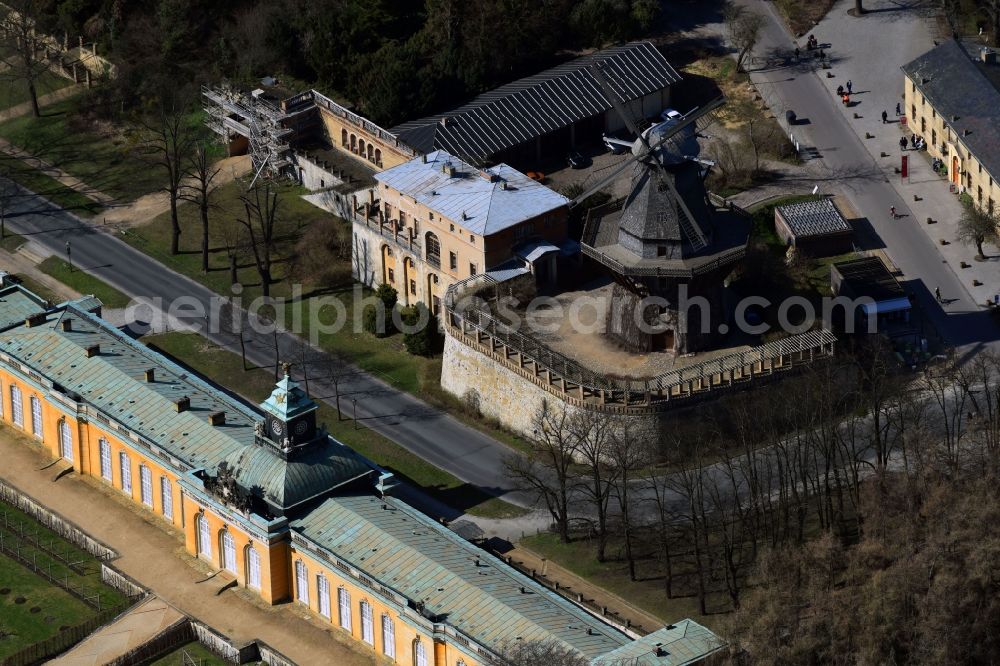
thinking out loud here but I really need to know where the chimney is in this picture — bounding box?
[500,180,508,190]
[461,211,468,221]
[952,114,960,122]
[24,313,46,328]
[60,319,72,332]
[421,154,427,163]
[174,395,191,413]
[208,411,226,426]
[964,129,972,136]
[144,368,156,383]
[85,344,100,358]
[439,116,450,127]
[982,47,997,65]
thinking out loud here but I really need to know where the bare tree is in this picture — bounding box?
[236,181,282,297]
[956,200,999,260]
[134,91,197,255]
[724,3,765,73]
[505,404,579,543]
[0,1,53,118]
[608,419,651,581]
[496,638,588,666]
[180,143,222,273]
[573,411,618,562]
[0,169,15,240]
[218,299,249,370]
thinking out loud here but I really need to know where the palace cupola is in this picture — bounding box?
[258,362,321,456]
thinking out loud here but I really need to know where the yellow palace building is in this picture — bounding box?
[0,278,722,666]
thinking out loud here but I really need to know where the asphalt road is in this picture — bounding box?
[4,195,533,510]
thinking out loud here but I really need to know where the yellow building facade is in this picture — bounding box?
[0,282,720,666]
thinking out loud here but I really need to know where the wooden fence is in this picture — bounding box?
[1,604,129,666]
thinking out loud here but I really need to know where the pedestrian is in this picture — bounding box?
[899,136,908,151]
[896,102,901,116]
[842,93,850,106]
[882,110,888,124]
[794,46,800,59]
[890,205,897,219]
[935,286,942,302]
[910,134,917,148]
[846,80,853,94]
[837,84,844,96]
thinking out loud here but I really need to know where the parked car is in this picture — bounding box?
[567,151,591,169]
[660,108,683,122]
[526,171,546,183]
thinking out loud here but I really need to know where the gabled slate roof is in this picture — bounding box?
[776,198,850,238]
[293,494,630,661]
[375,150,569,236]
[393,42,681,162]
[0,284,50,331]
[590,619,724,665]
[902,39,1000,180]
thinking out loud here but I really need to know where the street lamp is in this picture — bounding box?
[352,398,358,430]
[65,241,72,272]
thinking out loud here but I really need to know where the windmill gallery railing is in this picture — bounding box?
[444,276,837,411]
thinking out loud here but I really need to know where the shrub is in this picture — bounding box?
[362,303,394,337]
[400,303,443,356]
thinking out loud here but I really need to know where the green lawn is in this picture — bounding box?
[0,71,74,113]
[0,154,105,217]
[0,232,25,253]
[0,98,164,203]
[520,532,726,632]
[37,256,131,308]
[149,641,232,666]
[0,498,129,659]
[145,332,527,519]
[0,551,92,658]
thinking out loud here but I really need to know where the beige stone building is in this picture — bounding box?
[352,151,572,313]
[903,40,1000,214]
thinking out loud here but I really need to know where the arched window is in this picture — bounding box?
[139,464,153,507]
[30,396,42,438]
[366,144,374,161]
[58,419,73,461]
[337,586,351,630]
[98,439,112,481]
[359,139,366,157]
[425,231,441,268]
[160,477,173,520]
[414,639,427,666]
[10,385,22,427]
[221,530,237,574]
[295,560,309,604]
[246,545,261,590]
[196,513,211,559]
[360,600,374,645]
[317,574,331,619]
[341,128,348,147]
[374,148,382,166]
[119,451,132,493]
[350,134,357,151]
[382,614,396,659]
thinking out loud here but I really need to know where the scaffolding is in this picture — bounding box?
[202,85,294,185]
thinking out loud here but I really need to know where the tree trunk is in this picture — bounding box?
[169,194,180,255]
[855,0,865,14]
[977,239,985,259]
[229,253,238,285]
[27,81,39,118]
[200,201,210,273]
[260,268,271,297]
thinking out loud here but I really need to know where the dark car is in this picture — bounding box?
[567,151,591,169]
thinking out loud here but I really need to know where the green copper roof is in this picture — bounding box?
[260,371,318,421]
[590,620,725,665]
[292,494,632,661]
[0,284,50,331]
[221,439,372,512]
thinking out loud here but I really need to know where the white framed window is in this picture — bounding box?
[59,420,73,461]
[30,396,42,438]
[295,560,309,604]
[382,614,395,659]
[197,513,211,559]
[10,385,22,427]
[318,575,331,619]
[99,439,112,481]
[414,640,427,666]
[221,530,237,574]
[160,477,173,519]
[119,452,132,493]
[361,600,374,645]
[139,464,153,507]
[246,546,261,591]
[338,586,351,630]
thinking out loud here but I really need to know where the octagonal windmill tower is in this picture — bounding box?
[577,64,750,354]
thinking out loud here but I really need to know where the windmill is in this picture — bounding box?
[579,63,750,355]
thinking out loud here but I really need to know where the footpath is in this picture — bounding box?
[0,429,374,666]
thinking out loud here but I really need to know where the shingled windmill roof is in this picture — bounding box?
[618,161,713,256]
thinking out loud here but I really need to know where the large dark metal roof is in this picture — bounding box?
[392,42,681,163]
[833,256,905,302]
[902,39,1000,181]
